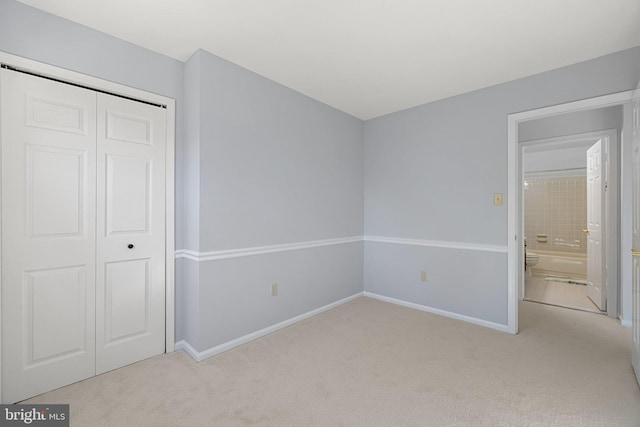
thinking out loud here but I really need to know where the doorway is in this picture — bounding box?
[520,129,618,314]
[506,90,635,334]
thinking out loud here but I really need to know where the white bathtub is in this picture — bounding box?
[529,250,587,279]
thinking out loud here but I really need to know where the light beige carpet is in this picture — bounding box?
[23,297,640,426]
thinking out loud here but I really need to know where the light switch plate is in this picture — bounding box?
[494,193,503,206]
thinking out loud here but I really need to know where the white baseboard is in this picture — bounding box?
[363,292,510,333]
[174,340,200,360]
[621,318,632,328]
[175,292,364,362]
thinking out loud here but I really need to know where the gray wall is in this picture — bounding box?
[519,105,622,143]
[197,50,364,251]
[521,106,623,173]
[185,50,364,351]
[364,46,640,327]
[178,51,202,346]
[524,145,589,173]
[197,243,363,350]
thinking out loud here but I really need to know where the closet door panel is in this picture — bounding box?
[95,93,166,374]
[26,266,88,362]
[104,258,150,343]
[28,146,87,237]
[106,155,150,234]
[1,69,97,403]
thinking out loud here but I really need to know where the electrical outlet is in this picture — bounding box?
[420,271,427,282]
[271,283,278,296]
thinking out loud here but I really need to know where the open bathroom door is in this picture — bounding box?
[631,79,640,387]
[586,139,606,310]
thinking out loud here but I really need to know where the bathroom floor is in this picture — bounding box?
[524,277,601,313]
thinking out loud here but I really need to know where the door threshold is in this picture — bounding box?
[523,298,605,315]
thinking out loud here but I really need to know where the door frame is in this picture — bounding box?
[518,129,618,312]
[507,90,634,334]
[0,52,176,402]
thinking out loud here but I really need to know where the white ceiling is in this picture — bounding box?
[18,0,640,120]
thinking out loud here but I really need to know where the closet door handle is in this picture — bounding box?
[128,244,134,249]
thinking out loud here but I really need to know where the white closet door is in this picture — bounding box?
[95,93,166,374]
[1,70,97,403]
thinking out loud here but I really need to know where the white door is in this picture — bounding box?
[1,70,97,403]
[95,93,166,374]
[1,69,167,402]
[586,139,606,310]
[632,79,640,387]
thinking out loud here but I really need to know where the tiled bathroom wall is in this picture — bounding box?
[524,174,587,254]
